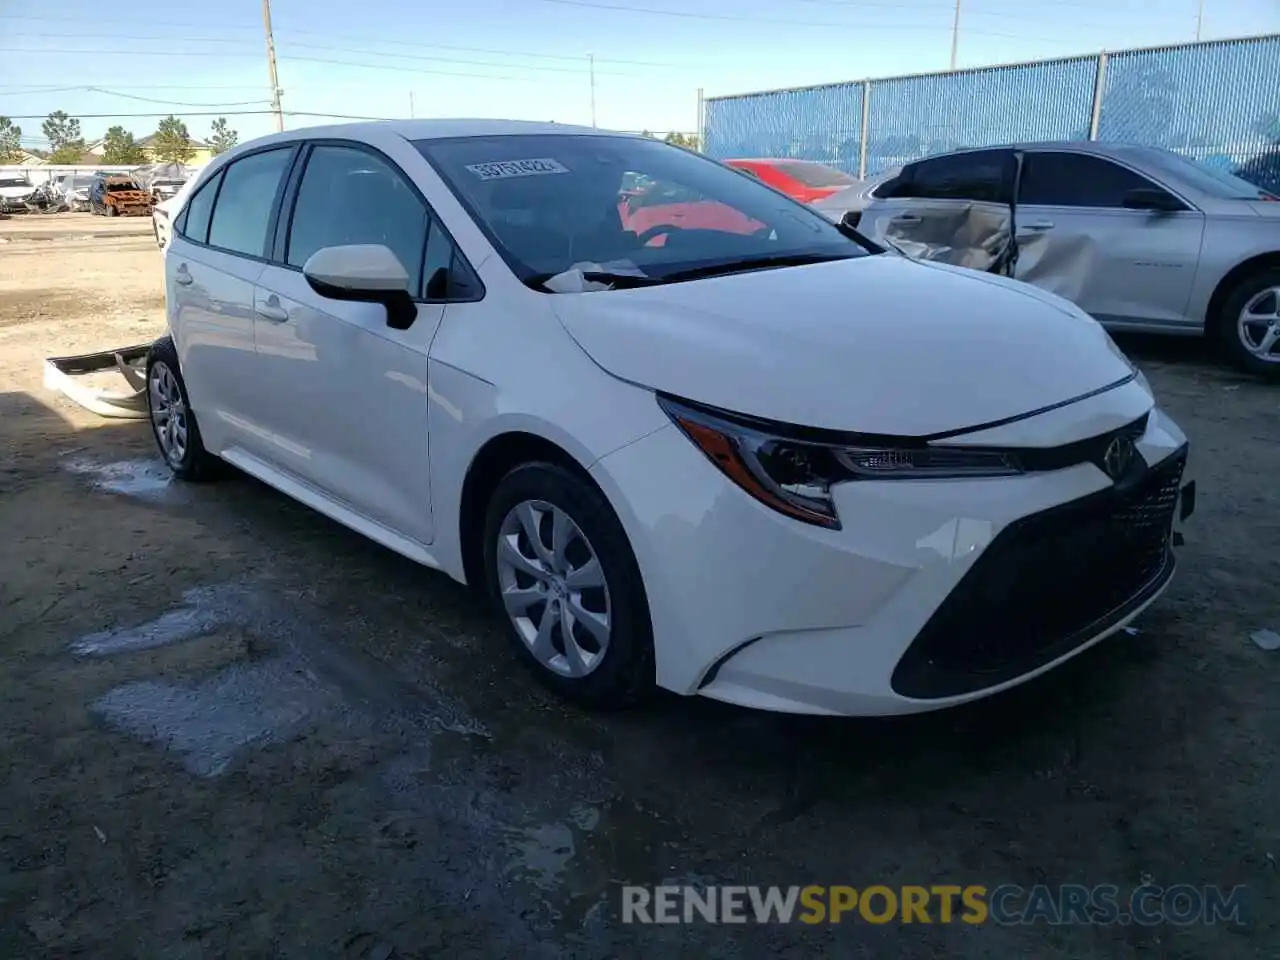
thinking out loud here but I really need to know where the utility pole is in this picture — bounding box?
[262,0,284,132]
[949,0,961,70]
[588,53,597,127]
[1194,0,1204,40]
[409,91,415,119]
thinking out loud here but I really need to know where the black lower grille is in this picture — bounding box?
[891,447,1186,699]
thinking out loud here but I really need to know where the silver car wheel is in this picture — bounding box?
[1238,286,1280,362]
[494,499,612,678]
[149,361,189,466]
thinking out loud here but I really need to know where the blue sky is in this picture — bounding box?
[1,0,1277,147]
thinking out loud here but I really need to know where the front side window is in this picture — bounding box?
[177,171,222,244]
[901,150,1012,203]
[207,148,293,257]
[416,134,867,286]
[287,145,429,292]
[1019,152,1169,208]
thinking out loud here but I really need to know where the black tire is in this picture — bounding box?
[1214,267,1280,378]
[144,336,224,481]
[106,204,118,217]
[481,462,655,709]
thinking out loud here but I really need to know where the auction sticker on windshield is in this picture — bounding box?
[465,158,570,180]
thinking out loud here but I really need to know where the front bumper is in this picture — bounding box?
[590,379,1193,716]
[0,195,35,212]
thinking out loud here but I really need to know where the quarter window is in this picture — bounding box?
[287,145,430,292]
[206,148,293,257]
[1018,152,1173,208]
[176,171,221,244]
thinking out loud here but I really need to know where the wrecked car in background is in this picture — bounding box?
[0,175,38,213]
[856,141,1280,376]
[133,162,193,204]
[88,174,153,217]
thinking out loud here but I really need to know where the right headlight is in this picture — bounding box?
[658,395,1023,529]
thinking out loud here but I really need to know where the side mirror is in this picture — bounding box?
[302,244,417,330]
[1122,187,1183,214]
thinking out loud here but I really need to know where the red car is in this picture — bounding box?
[724,158,857,204]
[618,178,763,244]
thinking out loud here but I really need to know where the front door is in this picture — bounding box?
[1013,150,1206,330]
[251,143,446,545]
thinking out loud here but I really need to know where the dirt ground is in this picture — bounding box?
[1,214,1277,958]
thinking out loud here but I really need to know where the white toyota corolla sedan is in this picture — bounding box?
[150,119,1196,716]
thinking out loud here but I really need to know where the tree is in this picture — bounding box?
[0,116,22,163]
[151,115,195,163]
[42,110,86,163]
[208,117,239,155]
[101,125,148,164]
[664,132,699,151]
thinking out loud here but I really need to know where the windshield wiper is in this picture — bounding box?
[661,252,855,283]
[527,270,663,291]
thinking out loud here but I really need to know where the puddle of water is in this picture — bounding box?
[71,583,257,657]
[62,456,174,500]
[72,605,222,656]
[92,658,340,777]
[506,821,577,891]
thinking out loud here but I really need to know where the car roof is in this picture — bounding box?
[908,140,1166,162]
[256,118,617,146]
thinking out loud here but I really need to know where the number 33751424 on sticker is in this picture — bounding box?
[464,158,570,180]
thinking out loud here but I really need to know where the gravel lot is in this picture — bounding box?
[1,214,1277,958]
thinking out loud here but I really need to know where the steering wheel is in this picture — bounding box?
[635,225,677,247]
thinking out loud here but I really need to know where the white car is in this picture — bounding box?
[151,175,201,250]
[150,120,1196,716]
[0,175,36,212]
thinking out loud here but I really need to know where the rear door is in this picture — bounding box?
[165,146,297,457]
[1012,150,1205,329]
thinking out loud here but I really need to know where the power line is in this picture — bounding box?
[281,40,630,75]
[526,0,1079,41]
[82,87,271,107]
[279,53,596,83]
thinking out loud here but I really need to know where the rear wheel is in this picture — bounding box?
[1216,268,1280,378]
[482,462,654,709]
[145,337,223,481]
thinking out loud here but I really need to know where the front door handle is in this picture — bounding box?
[890,214,922,224]
[174,264,194,286]
[255,302,289,323]
[1019,220,1055,231]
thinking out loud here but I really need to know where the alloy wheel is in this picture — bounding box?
[1238,286,1280,363]
[494,499,612,678]
[149,361,189,466]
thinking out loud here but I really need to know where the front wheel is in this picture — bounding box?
[106,204,118,217]
[482,462,655,709]
[145,337,223,481]
[1215,268,1280,378]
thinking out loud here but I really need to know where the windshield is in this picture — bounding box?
[106,181,140,193]
[0,178,30,189]
[1146,150,1275,200]
[415,134,866,286]
[773,160,856,188]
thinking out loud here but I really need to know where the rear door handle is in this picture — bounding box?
[1019,220,1055,231]
[890,214,922,224]
[174,265,194,286]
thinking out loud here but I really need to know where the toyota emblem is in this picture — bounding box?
[1103,436,1135,480]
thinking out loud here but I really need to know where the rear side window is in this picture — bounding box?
[286,145,429,292]
[890,150,1012,203]
[176,171,222,244]
[1019,152,1168,208]
[207,148,293,257]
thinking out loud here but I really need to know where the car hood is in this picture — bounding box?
[550,254,1135,436]
[0,185,33,198]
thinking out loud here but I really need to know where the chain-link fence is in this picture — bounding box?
[702,34,1280,193]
